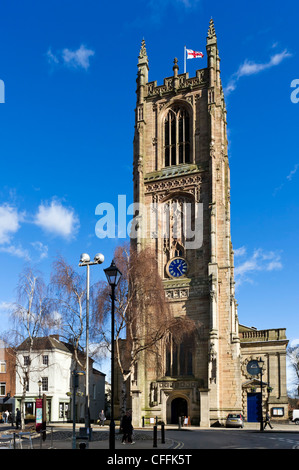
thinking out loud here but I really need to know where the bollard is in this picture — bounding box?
[153,425,157,448]
[142,416,145,427]
[161,422,165,444]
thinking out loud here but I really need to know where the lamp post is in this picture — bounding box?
[72,370,85,449]
[258,357,264,432]
[38,379,42,398]
[104,260,122,451]
[79,252,104,430]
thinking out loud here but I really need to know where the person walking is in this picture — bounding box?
[263,411,273,430]
[10,411,14,427]
[99,410,106,426]
[15,408,21,429]
[121,410,134,444]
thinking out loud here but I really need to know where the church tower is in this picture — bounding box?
[131,20,242,427]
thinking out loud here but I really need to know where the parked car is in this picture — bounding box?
[292,410,299,425]
[226,413,244,428]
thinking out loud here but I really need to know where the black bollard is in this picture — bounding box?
[153,425,157,448]
[142,416,145,427]
[161,422,165,444]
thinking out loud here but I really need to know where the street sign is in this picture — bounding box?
[36,398,43,432]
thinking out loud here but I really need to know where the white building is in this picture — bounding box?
[14,335,105,423]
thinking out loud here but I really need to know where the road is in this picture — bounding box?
[166,428,299,449]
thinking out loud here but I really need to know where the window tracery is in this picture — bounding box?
[164,107,190,167]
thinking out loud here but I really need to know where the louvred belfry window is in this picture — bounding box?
[164,107,190,167]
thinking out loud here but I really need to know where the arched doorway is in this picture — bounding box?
[171,397,188,424]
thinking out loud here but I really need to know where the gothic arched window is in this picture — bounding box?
[164,107,190,167]
[165,332,194,377]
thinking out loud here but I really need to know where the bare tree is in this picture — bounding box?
[93,243,197,415]
[4,266,52,428]
[49,256,89,369]
[287,344,299,397]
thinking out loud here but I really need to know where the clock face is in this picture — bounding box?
[246,360,260,376]
[167,257,188,278]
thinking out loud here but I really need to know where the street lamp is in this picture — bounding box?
[71,370,85,449]
[104,260,122,451]
[79,252,104,431]
[38,379,42,398]
[257,357,264,432]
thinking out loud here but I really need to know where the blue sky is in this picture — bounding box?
[0,0,298,391]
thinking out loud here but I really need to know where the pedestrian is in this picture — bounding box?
[99,410,106,426]
[10,411,14,427]
[3,410,7,423]
[15,408,21,429]
[121,410,134,445]
[263,411,273,430]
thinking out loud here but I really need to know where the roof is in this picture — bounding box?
[15,335,107,375]
[16,335,74,354]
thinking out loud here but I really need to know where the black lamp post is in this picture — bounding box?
[38,379,42,398]
[257,357,264,432]
[104,260,122,451]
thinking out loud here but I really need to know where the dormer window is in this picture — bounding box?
[164,107,190,167]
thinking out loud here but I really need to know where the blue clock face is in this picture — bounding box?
[167,257,188,278]
[246,360,261,376]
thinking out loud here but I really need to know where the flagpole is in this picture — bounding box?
[184,45,186,74]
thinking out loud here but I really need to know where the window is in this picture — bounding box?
[59,402,69,420]
[23,377,29,392]
[23,356,30,366]
[164,107,190,167]
[42,355,48,366]
[41,377,48,392]
[0,383,6,396]
[0,361,6,373]
[165,333,194,377]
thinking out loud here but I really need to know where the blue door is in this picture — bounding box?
[247,393,262,422]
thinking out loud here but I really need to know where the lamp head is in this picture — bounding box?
[104,259,122,287]
[94,253,104,264]
[80,253,90,263]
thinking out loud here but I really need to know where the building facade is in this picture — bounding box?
[0,340,16,416]
[130,20,288,427]
[240,325,288,422]
[14,335,105,423]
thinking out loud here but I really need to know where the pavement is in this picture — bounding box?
[0,421,298,450]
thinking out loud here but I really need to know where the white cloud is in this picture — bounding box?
[234,246,247,257]
[0,204,22,244]
[62,45,95,70]
[47,44,95,70]
[224,49,292,96]
[31,241,49,260]
[234,247,282,288]
[273,162,299,195]
[286,163,299,181]
[46,48,59,65]
[34,200,79,238]
[0,243,31,261]
[0,301,14,312]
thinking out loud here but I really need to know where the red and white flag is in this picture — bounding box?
[186,49,204,59]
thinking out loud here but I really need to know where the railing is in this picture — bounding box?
[239,328,286,342]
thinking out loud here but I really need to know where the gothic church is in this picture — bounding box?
[126,20,288,427]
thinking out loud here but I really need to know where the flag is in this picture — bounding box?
[186,49,204,59]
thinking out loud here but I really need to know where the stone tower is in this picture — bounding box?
[131,20,242,427]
